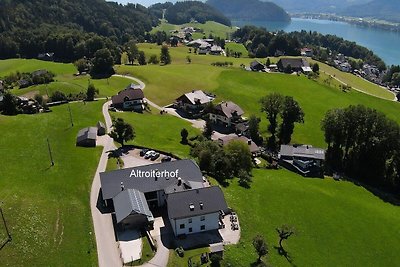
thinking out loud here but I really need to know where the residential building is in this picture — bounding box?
[175,90,214,116]
[111,84,145,111]
[210,45,223,55]
[217,134,260,157]
[76,127,97,147]
[277,58,310,73]
[167,186,228,236]
[209,101,245,128]
[279,144,325,177]
[250,61,266,72]
[301,48,313,57]
[100,160,228,235]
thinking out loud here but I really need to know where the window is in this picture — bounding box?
[200,225,205,231]
[180,224,185,229]
[189,227,193,233]
[200,216,205,221]
[188,218,192,223]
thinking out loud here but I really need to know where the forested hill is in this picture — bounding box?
[207,0,290,22]
[0,0,158,60]
[149,1,231,26]
[341,0,400,23]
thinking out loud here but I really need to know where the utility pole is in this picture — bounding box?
[47,138,54,166]
[68,103,74,127]
[0,203,11,242]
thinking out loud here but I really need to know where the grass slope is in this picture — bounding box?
[221,169,400,266]
[112,110,200,158]
[0,101,104,266]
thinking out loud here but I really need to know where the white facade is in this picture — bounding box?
[123,99,144,110]
[209,113,232,126]
[170,212,220,236]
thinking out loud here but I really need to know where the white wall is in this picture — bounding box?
[170,212,220,236]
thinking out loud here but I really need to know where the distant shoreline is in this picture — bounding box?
[291,13,400,33]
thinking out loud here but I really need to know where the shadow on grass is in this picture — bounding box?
[0,238,12,251]
[274,246,296,267]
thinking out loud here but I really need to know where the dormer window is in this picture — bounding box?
[189,203,195,211]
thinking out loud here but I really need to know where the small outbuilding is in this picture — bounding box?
[97,121,106,136]
[76,127,97,147]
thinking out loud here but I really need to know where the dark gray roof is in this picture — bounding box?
[112,88,144,105]
[167,186,228,219]
[250,60,265,69]
[113,188,154,224]
[280,145,325,160]
[177,90,212,105]
[76,127,97,143]
[278,58,309,69]
[97,121,105,129]
[100,159,204,200]
[215,101,244,118]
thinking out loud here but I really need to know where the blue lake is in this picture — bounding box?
[233,18,400,66]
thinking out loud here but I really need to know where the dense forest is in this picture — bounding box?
[207,0,290,22]
[233,26,386,69]
[150,1,231,26]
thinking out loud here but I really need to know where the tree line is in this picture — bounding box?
[233,26,386,69]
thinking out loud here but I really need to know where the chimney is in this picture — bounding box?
[200,202,204,210]
[189,203,195,211]
[248,140,252,145]
[177,177,182,186]
[120,182,124,191]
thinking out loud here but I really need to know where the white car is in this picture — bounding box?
[144,150,155,159]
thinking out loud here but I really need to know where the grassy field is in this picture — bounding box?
[111,109,200,159]
[118,45,400,148]
[151,20,236,39]
[225,42,249,57]
[0,101,104,266]
[0,59,135,99]
[219,169,400,266]
[167,247,210,267]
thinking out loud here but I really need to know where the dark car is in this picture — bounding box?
[151,152,160,161]
[161,156,172,162]
[140,148,149,157]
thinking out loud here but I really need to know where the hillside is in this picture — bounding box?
[342,0,400,23]
[268,0,370,13]
[207,0,290,22]
[149,1,231,26]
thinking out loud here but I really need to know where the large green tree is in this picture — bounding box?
[225,140,253,176]
[91,48,114,76]
[278,96,304,144]
[109,118,135,147]
[160,45,171,65]
[260,93,284,151]
[252,235,268,263]
[1,92,19,115]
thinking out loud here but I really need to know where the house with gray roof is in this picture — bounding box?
[76,127,97,147]
[218,134,260,157]
[175,90,214,117]
[111,84,145,111]
[209,101,246,132]
[100,160,228,235]
[279,144,325,177]
[167,186,228,236]
[277,58,310,73]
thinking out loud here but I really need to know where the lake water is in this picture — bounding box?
[233,18,400,66]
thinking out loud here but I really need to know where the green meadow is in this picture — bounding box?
[0,101,104,266]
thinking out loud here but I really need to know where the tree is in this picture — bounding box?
[50,91,67,102]
[225,140,253,176]
[255,43,267,58]
[266,58,271,67]
[278,96,304,144]
[284,64,292,74]
[252,235,268,263]
[1,92,19,115]
[391,72,400,86]
[203,120,213,139]
[91,48,114,76]
[186,55,191,64]
[126,41,139,64]
[34,94,44,106]
[109,118,135,147]
[160,45,171,65]
[180,128,189,144]
[248,115,262,145]
[210,253,222,267]
[312,63,320,73]
[148,54,159,64]
[238,169,252,187]
[74,58,89,74]
[276,225,295,253]
[138,51,147,65]
[86,83,98,101]
[260,93,284,151]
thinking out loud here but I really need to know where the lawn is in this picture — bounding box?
[151,20,236,39]
[0,101,104,266]
[111,109,201,159]
[225,43,249,57]
[219,169,400,266]
[168,247,210,267]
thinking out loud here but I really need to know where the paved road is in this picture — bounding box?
[90,101,122,267]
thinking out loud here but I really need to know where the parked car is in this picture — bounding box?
[161,156,172,162]
[140,148,149,157]
[144,150,155,159]
[151,152,160,161]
